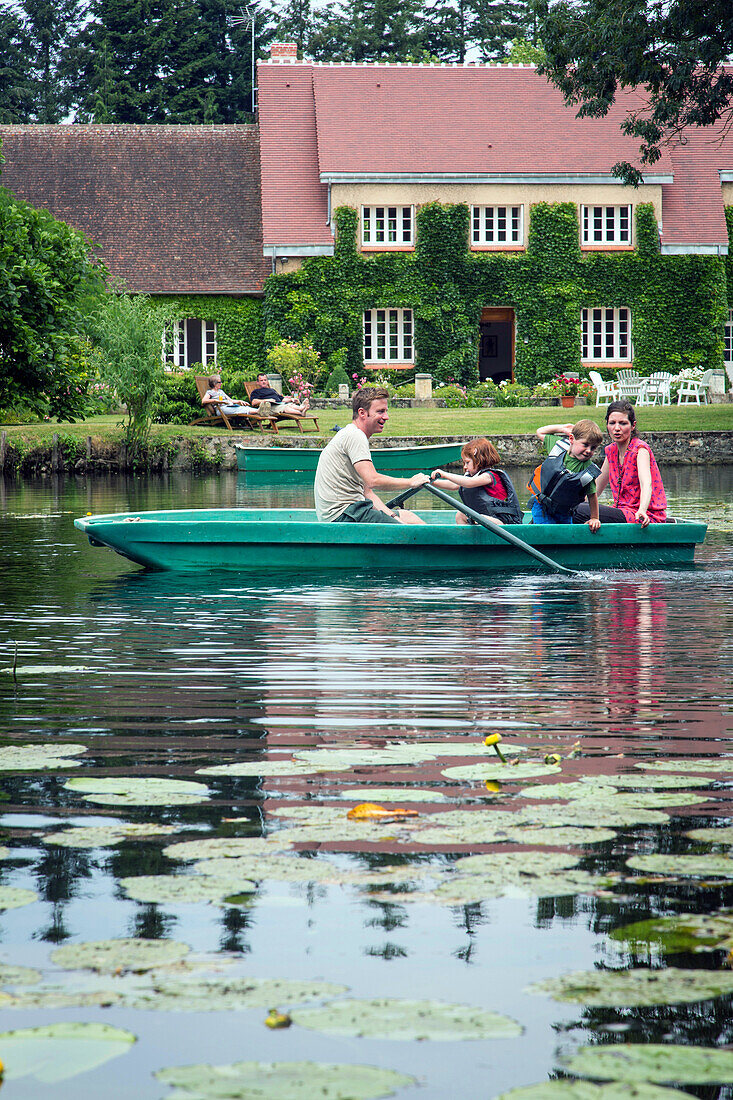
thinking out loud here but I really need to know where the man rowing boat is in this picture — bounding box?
[314,387,429,524]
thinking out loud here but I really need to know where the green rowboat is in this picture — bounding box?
[75,508,707,573]
[234,442,463,473]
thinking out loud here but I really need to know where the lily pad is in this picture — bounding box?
[609,912,733,954]
[155,1059,416,1099]
[0,743,87,771]
[0,886,38,910]
[128,975,347,1012]
[453,851,579,876]
[516,784,709,809]
[626,854,733,878]
[516,803,668,828]
[341,788,448,803]
[0,1022,135,1083]
[0,964,41,986]
[495,1083,696,1100]
[685,826,733,845]
[1,988,124,1009]
[44,824,178,848]
[525,966,733,1005]
[291,997,523,1040]
[442,762,562,782]
[65,776,209,806]
[592,773,712,790]
[562,1044,733,1084]
[51,938,190,973]
[120,874,256,905]
[196,760,351,777]
[164,837,292,861]
[269,806,352,823]
[636,759,733,774]
[192,855,425,887]
[432,870,610,903]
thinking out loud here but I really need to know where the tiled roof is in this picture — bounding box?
[0,125,271,294]
[257,64,332,248]
[258,60,733,252]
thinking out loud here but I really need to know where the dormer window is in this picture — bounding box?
[472,205,523,246]
[362,206,413,248]
[582,205,631,245]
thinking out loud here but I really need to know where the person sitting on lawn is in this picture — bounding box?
[202,376,257,416]
[249,373,310,416]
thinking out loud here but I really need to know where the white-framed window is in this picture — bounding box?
[582,204,631,245]
[471,205,523,245]
[725,310,733,365]
[582,307,631,361]
[363,308,414,363]
[163,318,217,370]
[362,206,413,246]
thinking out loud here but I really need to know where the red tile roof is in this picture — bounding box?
[0,124,271,293]
[258,60,733,252]
[257,64,332,248]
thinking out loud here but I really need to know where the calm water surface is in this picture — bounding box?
[0,468,731,1099]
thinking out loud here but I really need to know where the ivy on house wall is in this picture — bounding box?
[154,294,264,373]
[261,201,727,385]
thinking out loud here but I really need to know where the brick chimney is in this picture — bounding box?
[269,42,298,62]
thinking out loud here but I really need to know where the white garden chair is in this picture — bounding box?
[638,371,673,406]
[676,369,713,405]
[587,370,619,406]
[615,369,644,400]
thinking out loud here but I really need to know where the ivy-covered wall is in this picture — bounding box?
[262,202,729,385]
[155,294,264,372]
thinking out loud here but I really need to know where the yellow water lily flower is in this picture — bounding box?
[484,734,507,763]
[265,1008,292,1029]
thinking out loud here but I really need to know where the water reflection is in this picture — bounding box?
[0,471,731,1098]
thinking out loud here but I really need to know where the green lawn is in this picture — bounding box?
[1,403,732,448]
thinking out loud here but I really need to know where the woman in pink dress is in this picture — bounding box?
[596,400,667,526]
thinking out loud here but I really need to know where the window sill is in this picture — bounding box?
[471,245,525,252]
[580,245,634,252]
[363,362,414,370]
[360,245,415,253]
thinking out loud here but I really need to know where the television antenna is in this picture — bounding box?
[227,4,257,115]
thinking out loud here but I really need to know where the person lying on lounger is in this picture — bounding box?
[202,376,257,416]
[249,373,310,416]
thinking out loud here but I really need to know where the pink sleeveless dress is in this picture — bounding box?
[605,438,667,523]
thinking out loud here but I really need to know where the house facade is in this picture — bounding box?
[1,53,732,386]
[258,48,733,385]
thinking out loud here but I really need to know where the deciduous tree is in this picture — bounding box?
[536,0,733,183]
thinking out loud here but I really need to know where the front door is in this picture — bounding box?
[478,308,514,382]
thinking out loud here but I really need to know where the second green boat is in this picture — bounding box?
[234,442,463,473]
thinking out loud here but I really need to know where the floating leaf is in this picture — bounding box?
[0,886,38,910]
[346,803,418,820]
[291,997,523,1041]
[341,788,448,803]
[609,912,733,954]
[196,760,351,777]
[120,874,256,905]
[44,824,178,848]
[637,759,733,774]
[164,836,292,861]
[627,854,733,878]
[127,974,347,1013]
[442,763,561,782]
[192,855,425,887]
[65,776,209,806]
[526,966,733,1005]
[155,1059,416,1099]
[516,803,668,828]
[0,1022,135,1083]
[432,870,610,904]
[516,783,709,808]
[51,938,190,974]
[593,774,711,790]
[495,1082,696,1100]
[0,743,86,771]
[0,964,41,987]
[685,826,733,845]
[562,1044,733,1084]
[453,851,579,876]
[1,988,123,1009]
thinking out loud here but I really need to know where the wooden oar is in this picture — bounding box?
[422,482,580,576]
[385,482,426,509]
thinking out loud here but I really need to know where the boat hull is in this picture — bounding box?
[75,509,707,573]
[234,443,463,473]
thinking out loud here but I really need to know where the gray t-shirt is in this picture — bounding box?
[314,422,372,522]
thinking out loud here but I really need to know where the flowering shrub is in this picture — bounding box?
[669,366,705,396]
[393,383,416,398]
[576,380,596,401]
[496,381,533,407]
[554,374,584,396]
[266,340,321,387]
[532,379,562,398]
[85,379,120,414]
[467,380,500,404]
[287,371,314,402]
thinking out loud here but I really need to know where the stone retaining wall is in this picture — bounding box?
[1,430,731,476]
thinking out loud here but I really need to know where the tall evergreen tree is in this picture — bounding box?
[22,0,85,121]
[308,0,423,63]
[0,8,36,122]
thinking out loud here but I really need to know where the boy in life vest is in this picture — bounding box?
[528,420,604,530]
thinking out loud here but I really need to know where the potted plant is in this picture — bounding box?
[556,375,582,407]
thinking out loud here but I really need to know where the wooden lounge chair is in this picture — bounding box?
[191,376,281,432]
[243,379,320,433]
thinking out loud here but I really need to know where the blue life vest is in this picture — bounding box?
[527,438,601,518]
